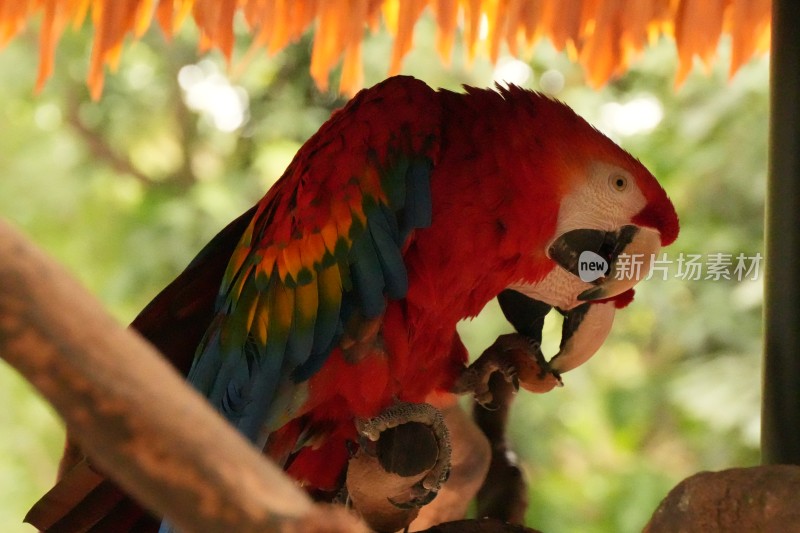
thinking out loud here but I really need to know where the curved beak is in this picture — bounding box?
[549,300,616,374]
[547,225,662,302]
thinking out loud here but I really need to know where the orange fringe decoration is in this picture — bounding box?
[0,0,771,99]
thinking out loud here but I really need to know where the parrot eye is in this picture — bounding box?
[609,174,628,192]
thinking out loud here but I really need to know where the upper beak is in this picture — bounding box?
[547,225,662,302]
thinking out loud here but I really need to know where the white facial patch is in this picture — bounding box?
[509,266,592,311]
[511,162,653,311]
[551,162,648,244]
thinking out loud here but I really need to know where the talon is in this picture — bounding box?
[388,481,440,509]
[355,402,452,498]
[456,333,560,404]
[538,363,562,385]
[345,438,360,458]
[475,391,494,408]
[333,487,350,506]
[388,498,418,511]
[531,348,559,382]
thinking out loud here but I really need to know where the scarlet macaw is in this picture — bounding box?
[27,76,678,532]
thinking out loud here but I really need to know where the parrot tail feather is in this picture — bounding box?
[25,460,157,532]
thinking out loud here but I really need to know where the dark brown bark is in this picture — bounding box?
[420,518,542,532]
[645,465,800,532]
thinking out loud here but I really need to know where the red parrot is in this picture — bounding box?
[27,76,678,532]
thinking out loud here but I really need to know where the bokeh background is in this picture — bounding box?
[0,14,766,533]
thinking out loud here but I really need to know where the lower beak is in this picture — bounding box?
[547,226,662,302]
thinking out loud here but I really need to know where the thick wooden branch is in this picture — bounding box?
[0,219,367,533]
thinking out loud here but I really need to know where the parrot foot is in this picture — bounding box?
[355,402,452,502]
[453,333,562,408]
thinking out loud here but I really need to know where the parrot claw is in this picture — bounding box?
[332,486,351,507]
[454,333,562,406]
[355,402,452,501]
[388,481,440,509]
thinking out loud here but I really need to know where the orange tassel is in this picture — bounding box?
[0,0,772,98]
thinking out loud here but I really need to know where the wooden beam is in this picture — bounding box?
[762,0,800,464]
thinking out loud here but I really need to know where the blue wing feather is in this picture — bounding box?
[368,203,407,299]
[349,227,387,319]
[402,158,434,236]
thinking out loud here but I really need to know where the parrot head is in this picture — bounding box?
[546,156,679,304]
[502,87,679,311]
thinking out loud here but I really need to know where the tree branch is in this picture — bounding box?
[473,373,529,524]
[0,218,367,533]
[64,94,156,187]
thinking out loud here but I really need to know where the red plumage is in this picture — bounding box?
[28,76,678,532]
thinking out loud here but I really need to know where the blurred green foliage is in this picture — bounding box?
[0,16,765,533]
